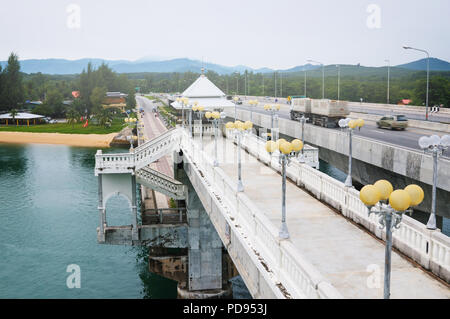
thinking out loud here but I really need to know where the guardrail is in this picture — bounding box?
[95,150,135,175]
[142,208,187,224]
[237,132,450,283]
[136,166,187,200]
[180,129,343,298]
[134,128,181,170]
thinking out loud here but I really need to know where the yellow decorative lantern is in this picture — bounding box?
[205,112,212,119]
[360,185,381,206]
[280,141,293,155]
[291,139,304,152]
[389,190,411,211]
[348,120,357,129]
[265,140,277,153]
[374,180,394,200]
[404,185,424,207]
[244,121,253,130]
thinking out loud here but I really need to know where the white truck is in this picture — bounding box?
[290,98,349,128]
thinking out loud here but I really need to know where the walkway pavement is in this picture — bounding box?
[201,135,450,299]
[137,97,172,209]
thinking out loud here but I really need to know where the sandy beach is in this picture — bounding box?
[0,131,116,148]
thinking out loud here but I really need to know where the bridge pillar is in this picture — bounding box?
[174,150,232,297]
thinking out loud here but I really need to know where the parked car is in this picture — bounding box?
[376,115,408,130]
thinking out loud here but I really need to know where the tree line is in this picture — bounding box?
[129,68,450,107]
[0,53,136,119]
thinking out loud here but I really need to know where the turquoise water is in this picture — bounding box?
[0,143,176,299]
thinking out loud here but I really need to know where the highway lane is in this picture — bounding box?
[235,95,450,124]
[348,105,450,123]
[236,103,450,158]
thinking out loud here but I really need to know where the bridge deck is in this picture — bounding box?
[202,136,449,299]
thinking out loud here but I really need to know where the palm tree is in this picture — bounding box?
[66,108,80,129]
[10,109,18,126]
[94,108,114,128]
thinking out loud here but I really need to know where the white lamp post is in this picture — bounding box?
[307,59,325,99]
[188,101,198,138]
[264,104,280,142]
[336,64,341,101]
[403,46,430,121]
[360,181,424,299]
[265,138,304,239]
[226,120,253,192]
[233,96,239,121]
[206,111,225,167]
[385,59,390,104]
[298,115,309,163]
[248,99,258,122]
[339,118,365,187]
[418,134,450,229]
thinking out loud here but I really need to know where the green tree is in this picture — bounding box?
[126,88,136,109]
[10,108,18,126]
[94,107,114,128]
[44,88,64,118]
[66,107,80,129]
[90,86,107,113]
[1,53,23,111]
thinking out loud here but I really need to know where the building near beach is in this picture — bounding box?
[0,112,45,126]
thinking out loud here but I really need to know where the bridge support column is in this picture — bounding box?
[131,174,139,241]
[97,174,106,242]
[174,151,232,298]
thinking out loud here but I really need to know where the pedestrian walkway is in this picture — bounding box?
[201,136,450,299]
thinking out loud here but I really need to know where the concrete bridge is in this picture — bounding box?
[94,116,449,298]
[227,107,450,219]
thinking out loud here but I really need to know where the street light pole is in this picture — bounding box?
[403,46,430,121]
[226,121,253,192]
[307,59,324,99]
[385,59,390,104]
[265,139,304,239]
[360,181,424,299]
[418,134,450,229]
[304,67,307,97]
[336,64,340,101]
[339,118,365,187]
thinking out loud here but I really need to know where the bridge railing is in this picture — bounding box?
[180,129,343,299]
[95,150,135,175]
[134,128,181,170]
[136,166,187,200]
[236,132,450,283]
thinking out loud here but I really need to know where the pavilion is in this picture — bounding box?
[170,69,235,111]
[0,112,45,126]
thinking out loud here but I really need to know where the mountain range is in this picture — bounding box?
[0,57,449,75]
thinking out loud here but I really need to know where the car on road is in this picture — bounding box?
[376,114,408,130]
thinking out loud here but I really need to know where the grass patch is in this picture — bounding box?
[0,118,126,134]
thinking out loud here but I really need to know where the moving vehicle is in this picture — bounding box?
[376,115,408,130]
[290,98,349,128]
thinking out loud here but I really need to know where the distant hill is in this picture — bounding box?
[396,58,450,71]
[1,56,449,75]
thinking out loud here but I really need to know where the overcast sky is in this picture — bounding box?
[1,0,449,69]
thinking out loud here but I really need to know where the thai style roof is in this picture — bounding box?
[170,72,235,110]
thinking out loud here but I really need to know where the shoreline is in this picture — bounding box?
[0,131,116,148]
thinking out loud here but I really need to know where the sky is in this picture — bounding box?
[1,0,449,69]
